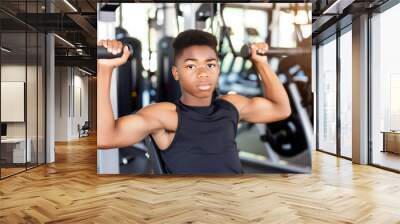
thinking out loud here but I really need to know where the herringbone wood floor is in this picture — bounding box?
[1,135,400,223]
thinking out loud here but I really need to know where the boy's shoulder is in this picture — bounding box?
[138,102,177,130]
[138,102,177,122]
[140,102,176,113]
[219,93,247,107]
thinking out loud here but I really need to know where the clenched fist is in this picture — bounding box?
[97,39,131,69]
[250,42,269,65]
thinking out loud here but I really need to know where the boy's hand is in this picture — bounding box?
[97,39,130,69]
[250,42,269,65]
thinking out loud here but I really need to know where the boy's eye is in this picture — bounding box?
[186,64,196,69]
[208,64,216,68]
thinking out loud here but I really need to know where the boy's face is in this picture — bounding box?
[172,45,219,99]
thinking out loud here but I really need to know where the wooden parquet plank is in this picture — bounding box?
[0,134,400,223]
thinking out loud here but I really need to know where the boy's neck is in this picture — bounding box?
[180,95,212,107]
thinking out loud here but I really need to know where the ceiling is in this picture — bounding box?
[312,0,390,44]
[0,0,97,72]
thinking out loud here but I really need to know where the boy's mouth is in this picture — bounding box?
[198,83,211,91]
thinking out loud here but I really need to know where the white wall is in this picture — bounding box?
[55,66,68,141]
[1,65,34,138]
[1,64,45,164]
[72,72,89,138]
[1,66,26,140]
[54,66,89,141]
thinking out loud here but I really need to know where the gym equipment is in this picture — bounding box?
[97,26,150,174]
[156,36,181,103]
[115,30,149,173]
[262,113,310,157]
[239,44,311,59]
[259,55,313,158]
[144,136,167,174]
[119,144,151,174]
[277,38,313,119]
[234,42,313,159]
[195,3,217,30]
[97,43,133,59]
[234,68,312,170]
[116,37,144,115]
[217,25,262,97]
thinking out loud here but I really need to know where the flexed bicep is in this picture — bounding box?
[220,94,290,124]
[97,104,165,149]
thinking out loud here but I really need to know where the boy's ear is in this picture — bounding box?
[172,66,179,81]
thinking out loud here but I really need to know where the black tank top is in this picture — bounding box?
[159,98,243,174]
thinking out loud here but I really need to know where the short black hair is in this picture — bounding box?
[172,29,218,63]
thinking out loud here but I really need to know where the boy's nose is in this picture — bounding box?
[197,68,208,78]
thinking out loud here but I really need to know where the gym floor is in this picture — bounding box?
[0,135,399,223]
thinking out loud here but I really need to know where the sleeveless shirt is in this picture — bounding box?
[159,98,243,174]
